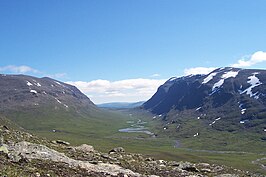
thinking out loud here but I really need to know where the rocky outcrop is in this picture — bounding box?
[6,141,141,176]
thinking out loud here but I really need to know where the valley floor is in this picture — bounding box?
[23,109,266,176]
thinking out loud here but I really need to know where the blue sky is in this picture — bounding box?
[1,0,266,103]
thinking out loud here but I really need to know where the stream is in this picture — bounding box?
[118,119,155,136]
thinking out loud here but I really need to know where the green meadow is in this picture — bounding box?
[4,107,266,175]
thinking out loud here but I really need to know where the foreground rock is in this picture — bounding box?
[7,141,140,176]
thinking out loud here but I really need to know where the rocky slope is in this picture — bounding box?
[0,116,260,177]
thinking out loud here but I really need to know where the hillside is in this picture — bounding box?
[0,74,96,113]
[0,74,126,147]
[142,67,266,152]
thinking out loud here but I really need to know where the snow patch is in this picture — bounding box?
[215,117,221,121]
[63,104,68,108]
[202,72,217,84]
[55,98,62,104]
[30,90,37,94]
[241,74,262,98]
[168,77,177,82]
[193,133,199,137]
[240,120,249,124]
[209,117,221,126]
[212,79,224,91]
[222,71,239,79]
[196,107,202,111]
[212,71,239,91]
[55,81,62,85]
[36,83,41,87]
[27,81,33,86]
[241,108,246,114]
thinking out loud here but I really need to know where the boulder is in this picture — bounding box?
[74,144,94,153]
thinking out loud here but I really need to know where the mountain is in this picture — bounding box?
[144,67,266,121]
[97,101,145,109]
[0,74,96,112]
[142,67,266,151]
[0,74,107,134]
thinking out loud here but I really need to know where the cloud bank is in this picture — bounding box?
[0,65,39,74]
[0,65,67,79]
[66,78,166,104]
[184,67,217,75]
[231,51,266,67]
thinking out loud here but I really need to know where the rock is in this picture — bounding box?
[8,153,22,162]
[3,125,9,130]
[109,147,125,154]
[168,161,180,167]
[101,154,110,159]
[7,141,140,176]
[215,174,239,177]
[35,172,41,177]
[0,135,3,145]
[52,140,70,146]
[74,144,94,153]
[198,163,210,167]
[201,168,212,173]
[0,145,8,154]
[145,157,154,161]
[178,161,199,172]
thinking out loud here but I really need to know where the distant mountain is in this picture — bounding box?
[0,74,96,112]
[0,74,102,132]
[143,67,266,135]
[98,101,145,109]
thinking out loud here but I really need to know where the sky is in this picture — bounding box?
[0,0,266,103]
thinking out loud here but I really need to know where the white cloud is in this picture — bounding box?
[46,73,67,79]
[0,65,39,74]
[150,73,160,77]
[184,67,217,75]
[231,51,266,67]
[66,78,166,104]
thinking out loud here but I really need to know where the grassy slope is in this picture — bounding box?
[3,107,266,175]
